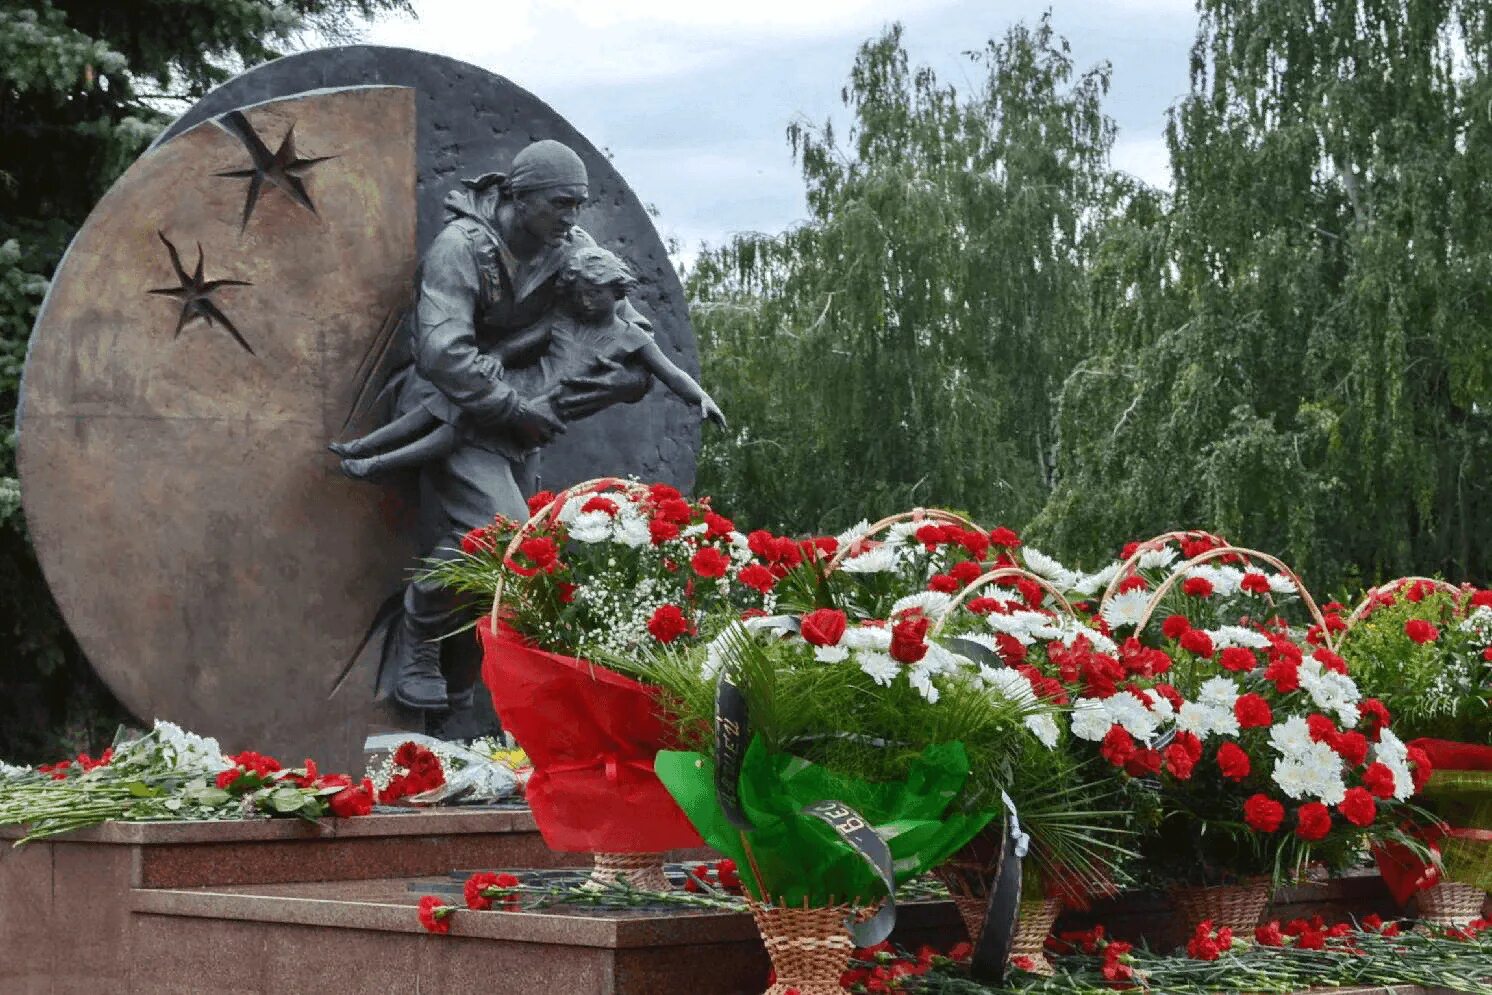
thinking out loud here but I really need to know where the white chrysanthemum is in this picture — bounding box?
[814,645,850,663]
[836,519,872,548]
[1137,547,1178,571]
[1377,728,1409,765]
[152,720,228,773]
[1267,573,1298,596]
[0,761,32,778]
[1299,744,1348,805]
[891,591,954,619]
[1299,659,1362,727]
[1105,691,1161,743]
[1022,548,1079,591]
[856,651,900,688]
[1025,713,1061,749]
[885,520,926,548]
[920,641,966,676]
[1147,692,1176,721]
[1175,702,1218,738]
[1187,565,1243,598]
[614,514,651,548]
[986,610,1049,642]
[1272,757,1312,799]
[1069,699,1112,742]
[1269,716,1315,759]
[1101,590,1151,630]
[554,496,581,524]
[842,626,892,652]
[984,666,1037,705]
[1062,622,1117,655]
[1073,562,1123,597]
[908,665,941,703]
[839,545,897,574]
[1210,625,1272,650]
[1199,676,1241,710]
[567,510,613,543]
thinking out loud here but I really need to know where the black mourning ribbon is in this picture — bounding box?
[970,793,1031,984]
[712,616,897,945]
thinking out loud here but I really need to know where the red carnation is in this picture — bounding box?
[417,895,455,934]
[1117,574,1149,593]
[1473,589,1492,609]
[1234,693,1272,728]
[647,604,692,644]
[996,633,1029,666]
[460,527,493,556]
[517,536,561,573]
[1218,742,1252,781]
[690,546,730,579]
[1362,762,1397,799]
[1244,794,1284,832]
[1163,742,1196,780]
[1338,786,1377,827]
[799,608,848,648]
[329,778,375,818]
[927,573,960,594]
[580,495,619,517]
[1307,714,1339,744]
[915,523,951,550]
[526,490,556,516]
[703,511,734,537]
[649,518,681,545]
[1182,576,1214,599]
[1313,648,1348,674]
[950,560,983,585]
[1100,725,1137,768]
[1162,614,1191,640]
[1125,748,1163,778]
[1153,683,1184,710]
[955,529,990,560]
[746,529,777,559]
[1240,572,1270,595]
[1219,647,1258,673]
[1172,730,1203,762]
[1334,731,1369,767]
[1404,619,1439,644]
[464,871,521,911]
[1179,628,1215,658]
[648,482,683,504]
[889,614,932,664]
[654,496,693,525]
[1255,921,1286,946]
[1294,802,1333,841]
[1264,657,1301,694]
[988,526,1021,549]
[1407,746,1434,793]
[737,563,776,593]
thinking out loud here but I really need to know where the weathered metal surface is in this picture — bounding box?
[18,86,420,761]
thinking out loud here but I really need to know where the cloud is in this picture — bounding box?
[1111,136,1174,190]
[364,0,962,90]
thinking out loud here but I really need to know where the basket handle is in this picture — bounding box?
[489,476,654,631]
[824,507,983,573]
[930,567,1078,637]
[1098,530,1230,608]
[1131,545,1330,649]
[1343,576,1468,630]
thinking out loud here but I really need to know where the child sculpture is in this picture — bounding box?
[332,246,725,478]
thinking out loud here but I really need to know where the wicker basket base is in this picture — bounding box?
[581,852,671,893]
[1169,878,1272,937]
[951,895,986,944]
[753,903,855,995]
[1009,897,1062,975]
[1417,880,1487,928]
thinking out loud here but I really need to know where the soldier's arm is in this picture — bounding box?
[413,228,524,426]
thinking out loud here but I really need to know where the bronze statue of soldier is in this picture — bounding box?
[336,139,656,710]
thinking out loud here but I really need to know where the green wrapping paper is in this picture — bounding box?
[655,736,994,905]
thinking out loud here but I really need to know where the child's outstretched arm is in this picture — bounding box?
[635,340,726,428]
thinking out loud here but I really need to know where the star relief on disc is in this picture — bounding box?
[215,109,337,231]
[146,231,256,356]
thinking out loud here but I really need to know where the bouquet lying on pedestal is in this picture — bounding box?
[427,477,784,887]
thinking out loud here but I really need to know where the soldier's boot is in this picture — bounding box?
[392,616,448,711]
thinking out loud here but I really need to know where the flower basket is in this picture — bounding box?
[1010,897,1063,975]
[478,618,702,860]
[1168,877,1272,937]
[1417,880,1487,928]
[752,902,858,995]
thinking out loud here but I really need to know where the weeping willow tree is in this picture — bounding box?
[689,17,1119,532]
[1033,0,1492,589]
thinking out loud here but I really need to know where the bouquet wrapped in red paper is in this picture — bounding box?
[429,477,781,885]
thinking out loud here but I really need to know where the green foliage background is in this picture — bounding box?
[692,4,1492,593]
[0,0,410,763]
[5,1,1490,761]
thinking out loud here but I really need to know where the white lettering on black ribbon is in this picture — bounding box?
[801,799,898,947]
[713,661,754,830]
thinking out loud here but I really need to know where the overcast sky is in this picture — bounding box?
[362,1,1199,262]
